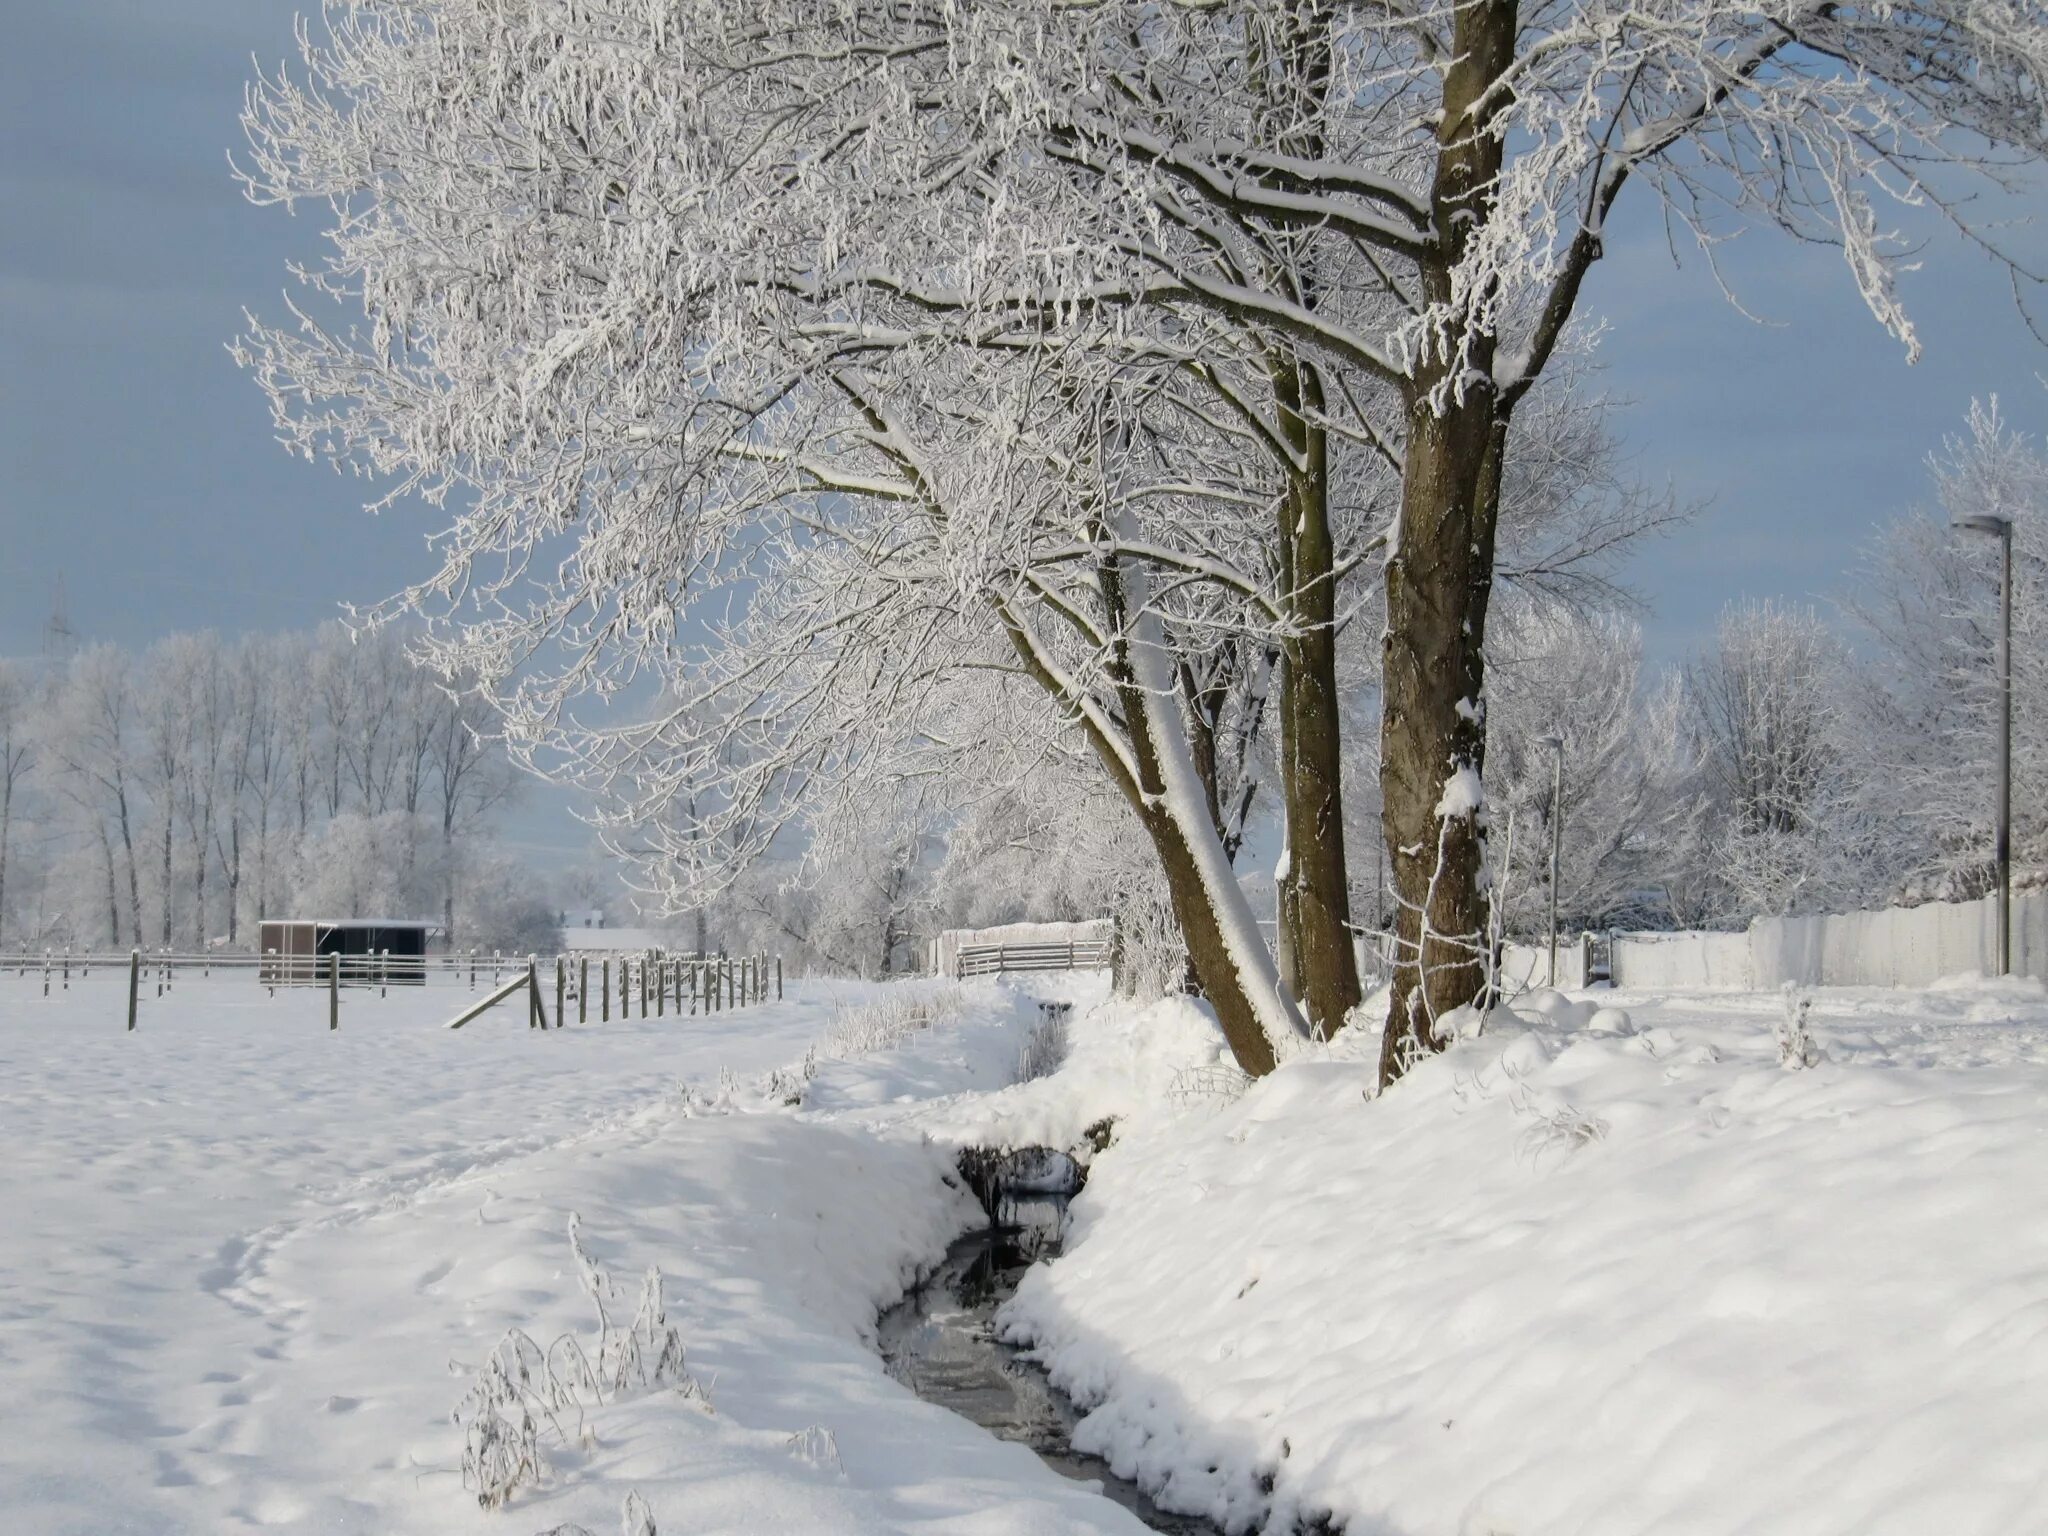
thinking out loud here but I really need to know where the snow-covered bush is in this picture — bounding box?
[785,1426,843,1473]
[534,1489,659,1536]
[452,1216,706,1510]
[1776,985,1825,1070]
[820,985,968,1060]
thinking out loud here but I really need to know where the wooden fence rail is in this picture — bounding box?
[954,939,1113,979]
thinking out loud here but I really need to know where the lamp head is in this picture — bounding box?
[1953,511,2013,537]
[1538,733,1564,753]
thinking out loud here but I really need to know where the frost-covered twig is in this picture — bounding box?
[452,1219,708,1511]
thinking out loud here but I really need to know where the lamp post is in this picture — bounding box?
[1539,733,1564,986]
[1953,510,2013,976]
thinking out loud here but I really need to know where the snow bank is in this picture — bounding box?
[814,978,1235,1157]
[1003,992,2048,1535]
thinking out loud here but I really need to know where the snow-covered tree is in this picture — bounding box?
[1680,600,1899,917]
[1483,601,1692,936]
[233,0,1714,1074]
[0,662,38,942]
[1845,398,2048,898]
[4,628,530,951]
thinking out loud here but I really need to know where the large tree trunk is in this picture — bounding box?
[1137,792,1282,1076]
[99,824,121,947]
[1378,0,1517,1089]
[1118,608,1304,1078]
[1275,361,1362,1039]
[1001,564,1305,1078]
[160,818,173,948]
[1379,396,1507,1084]
[117,788,142,948]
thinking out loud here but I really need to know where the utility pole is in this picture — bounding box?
[1953,511,2014,976]
[1539,734,1564,987]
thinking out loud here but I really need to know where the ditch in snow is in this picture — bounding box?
[875,1148,1223,1536]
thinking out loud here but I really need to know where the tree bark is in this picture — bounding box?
[1378,0,1518,1089]
[1379,395,1507,1083]
[1274,360,1362,1039]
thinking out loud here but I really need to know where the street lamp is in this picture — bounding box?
[1538,733,1564,986]
[1953,509,2013,976]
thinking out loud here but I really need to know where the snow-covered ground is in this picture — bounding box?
[1004,977,2048,1536]
[5,967,2045,1534]
[0,970,1147,1535]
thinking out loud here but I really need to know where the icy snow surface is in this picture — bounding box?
[1001,979,2048,1535]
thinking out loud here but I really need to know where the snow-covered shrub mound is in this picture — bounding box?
[1003,1003,2048,1535]
[820,983,971,1059]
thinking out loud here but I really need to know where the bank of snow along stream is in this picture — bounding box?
[7,966,2046,1534]
[875,1145,1222,1535]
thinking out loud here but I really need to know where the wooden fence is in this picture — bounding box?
[954,938,1113,978]
[0,947,785,1032]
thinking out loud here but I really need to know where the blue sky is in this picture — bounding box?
[2,4,2043,714]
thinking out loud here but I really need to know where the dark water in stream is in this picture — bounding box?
[875,1188,1223,1536]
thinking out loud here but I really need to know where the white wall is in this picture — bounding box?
[1610,929,1756,989]
[1612,891,2047,991]
[1499,938,1591,992]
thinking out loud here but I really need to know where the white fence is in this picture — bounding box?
[1498,936,1595,992]
[1610,891,2048,991]
[933,919,1114,980]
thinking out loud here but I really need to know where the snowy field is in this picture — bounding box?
[4,968,2046,1534]
[0,970,1151,1536]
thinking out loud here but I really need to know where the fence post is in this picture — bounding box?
[127,949,140,1031]
[602,958,610,1022]
[379,948,389,999]
[528,960,542,1029]
[42,948,49,998]
[63,948,70,989]
[579,957,588,1024]
[329,951,339,1031]
[641,957,650,1016]
[557,957,566,1028]
[469,950,476,990]
[776,956,783,1000]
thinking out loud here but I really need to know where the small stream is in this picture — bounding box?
[875,1153,1223,1536]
